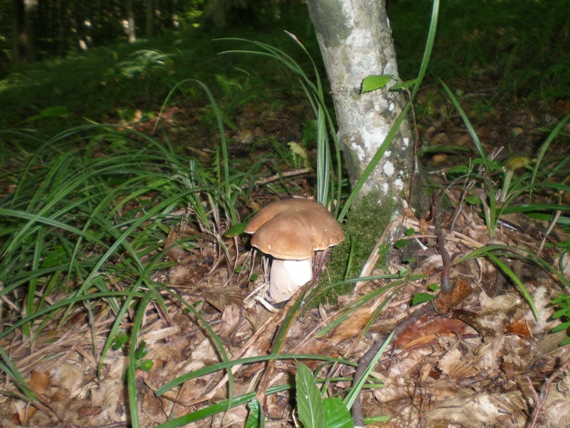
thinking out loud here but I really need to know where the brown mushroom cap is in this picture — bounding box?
[245,198,345,260]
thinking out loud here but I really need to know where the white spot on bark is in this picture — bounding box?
[389,103,394,111]
[362,129,388,151]
[403,137,410,148]
[351,142,365,162]
[394,178,404,190]
[381,183,389,193]
[385,151,391,157]
[383,161,394,176]
[346,28,376,71]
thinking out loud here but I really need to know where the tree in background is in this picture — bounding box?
[202,0,279,28]
[13,0,38,62]
[3,0,201,62]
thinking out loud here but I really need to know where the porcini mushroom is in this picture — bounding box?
[245,198,345,303]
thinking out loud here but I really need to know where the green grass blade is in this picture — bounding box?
[0,346,37,401]
[343,331,394,410]
[530,111,570,200]
[156,354,356,397]
[128,291,156,428]
[440,80,489,172]
[156,384,292,428]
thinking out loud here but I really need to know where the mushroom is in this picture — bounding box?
[245,198,345,303]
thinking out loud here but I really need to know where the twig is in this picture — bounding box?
[254,168,312,185]
[527,355,570,428]
[538,209,561,254]
[434,191,452,293]
[351,304,432,428]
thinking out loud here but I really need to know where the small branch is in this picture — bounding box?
[351,304,432,427]
[538,209,561,254]
[434,191,451,293]
[527,356,570,428]
[254,168,312,185]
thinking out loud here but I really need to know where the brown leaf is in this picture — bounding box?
[13,404,37,425]
[78,404,100,417]
[433,278,472,313]
[395,317,470,349]
[506,319,532,338]
[204,286,242,312]
[220,304,241,339]
[29,370,50,395]
[438,348,479,378]
[326,305,375,344]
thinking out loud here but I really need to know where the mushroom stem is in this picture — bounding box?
[269,258,313,303]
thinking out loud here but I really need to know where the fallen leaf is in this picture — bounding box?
[506,319,532,338]
[433,278,472,313]
[438,348,479,378]
[395,316,471,349]
[29,370,50,395]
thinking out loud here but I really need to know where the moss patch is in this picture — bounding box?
[320,191,398,302]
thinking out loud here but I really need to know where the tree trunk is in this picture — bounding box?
[146,0,154,38]
[23,0,38,61]
[13,0,25,61]
[306,0,414,208]
[126,0,136,43]
[56,0,67,57]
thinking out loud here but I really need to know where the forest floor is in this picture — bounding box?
[2,2,570,427]
[2,74,570,427]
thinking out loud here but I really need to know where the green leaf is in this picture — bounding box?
[225,221,247,238]
[322,398,353,428]
[412,293,435,306]
[138,360,154,372]
[395,239,408,249]
[296,363,324,428]
[553,309,569,319]
[111,334,129,350]
[552,322,570,332]
[405,228,415,237]
[361,75,393,94]
[447,164,470,175]
[427,283,440,291]
[134,340,149,359]
[245,399,264,428]
[25,106,69,122]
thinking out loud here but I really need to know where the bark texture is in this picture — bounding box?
[306,0,414,206]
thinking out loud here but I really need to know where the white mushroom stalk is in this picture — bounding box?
[269,259,313,302]
[245,198,345,303]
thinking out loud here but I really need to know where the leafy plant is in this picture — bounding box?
[552,294,570,346]
[296,363,353,428]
